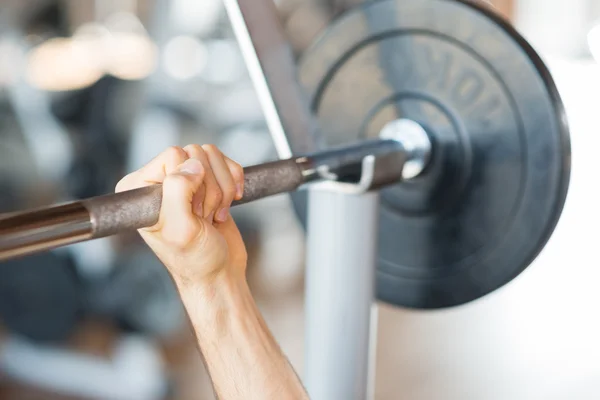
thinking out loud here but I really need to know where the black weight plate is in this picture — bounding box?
[0,253,82,342]
[291,0,570,308]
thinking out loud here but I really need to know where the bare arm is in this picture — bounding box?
[116,144,308,400]
[178,273,308,399]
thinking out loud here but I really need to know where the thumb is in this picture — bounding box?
[158,158,205,248]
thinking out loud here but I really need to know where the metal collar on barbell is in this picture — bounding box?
[304,118,431,194]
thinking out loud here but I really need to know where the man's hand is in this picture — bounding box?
[115,144,246,288]
[116,144,308,400]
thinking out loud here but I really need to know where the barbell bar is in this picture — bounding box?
[0,119,432,262]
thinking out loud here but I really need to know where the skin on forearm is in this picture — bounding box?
[176,272,309,400]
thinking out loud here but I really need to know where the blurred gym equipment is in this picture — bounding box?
[0,252,82,343]
[89,247,185,337]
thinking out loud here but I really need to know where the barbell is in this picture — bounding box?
[0,128,428,259]
[0,0,571,309]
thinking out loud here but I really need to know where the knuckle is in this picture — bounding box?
[184,144,208,162]
[201,144,220,155]
[184,143,202,154]
[232,162,244,179]
[165,146,187,164]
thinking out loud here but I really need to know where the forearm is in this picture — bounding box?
[177,272,308,400]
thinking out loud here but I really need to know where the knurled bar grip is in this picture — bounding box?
[85,159,305,238]
[0,159,306,261]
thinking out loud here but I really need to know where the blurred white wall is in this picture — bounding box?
[515,0,598,58]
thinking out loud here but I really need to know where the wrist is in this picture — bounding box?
[175,268,249,323]
[169,257,245,293]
